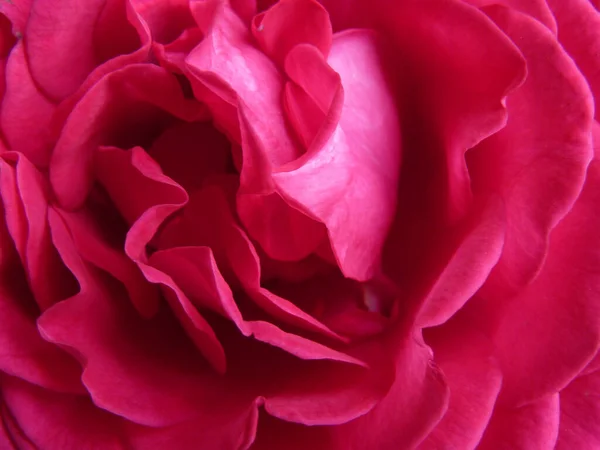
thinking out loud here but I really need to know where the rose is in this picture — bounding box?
[0,0,599,448]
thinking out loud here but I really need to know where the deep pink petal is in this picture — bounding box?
[94,146,228,371]
[40,208,236,426]
[156,185,343,341]
[236,105,327,261]
[283,43,342,149]
[1,0,32,36]
[547,0,600,120]
[251,0,332,66]
[25,0,110,100]
[129,0,195,44]
[477,160,600,406]
[416,199,505,328]
[128,399,261,450]
[95,145,189,226]
[469,6,594,299]
[466,0,557,33]
[0,153,77,311]
[186,2,301,166]
[419,313,502,449]
[2,376,129,450]
[50,64,206,209]
[477,395,560,450]
[0,204,82,393]
[273,30,401,281]
[55,208,161,318]
[0,42,55,166]
[383,0,526,222]
[316,332,448,449]
[556,363,600,450]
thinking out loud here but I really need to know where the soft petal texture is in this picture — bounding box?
[186,2,327,262]
[273,30,401,281]
[556,358,600,450]
[25,0,111,100]
[476,160,600,406]
[382,0,526,222]
[0,41,55,165]
[283,43,341,149]
[25,0,143,101]
[476,395,560,450]
[419,313,502,450]
[155,185,343,341]
[547,0,600,119]
[129,0,195,44]
[95,145,228,372]
[252,0,332,66]
[1,376,130,450]
[0,183,82,393]
[325,333,449,449]
[416,198,505,328]
[150,246,361,364]
[50,64,206,209]
[253,332,448,449]
[469,6,594,298]
[465,0,557,33]
[0,154,76,311]
[39,208,246,427]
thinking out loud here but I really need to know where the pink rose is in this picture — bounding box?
[0,0,599,448]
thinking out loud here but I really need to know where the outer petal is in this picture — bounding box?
[419,312,502,450]
[465,0,557,33]
[0,154,76,311]
[0,42,55,166]
[476,395,560,450]
[547,0,600,119]
[25,0,143,101]
[1,376,129,450]
[476,160,600,406]
[469,6,594,298]
[0,195,82,394]
[556,360,600,450]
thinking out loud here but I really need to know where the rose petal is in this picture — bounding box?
[2,376,129,449]
[156,185,343,341]
[478,160,600,406]
[25,0,111,100]
[0,153,77,311]
[94,146,227,371]
[466,0,557,33]
[283,43,342,149]
[547,0,600,119]
[416,198,505,328]
[55,207,161,318]
[555,363,600,450]
[251,0,332,66]
[186,2,301,166]
[477,395,560,449]
[0,202,82,393]
[469,6,594,298]
[50,64,206,210]
[0,41,55,166]
[419,312,502,449]
[40,208,234,426]
[236,105,327,261]
[273,30,401,281]
[129,0,195,44]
